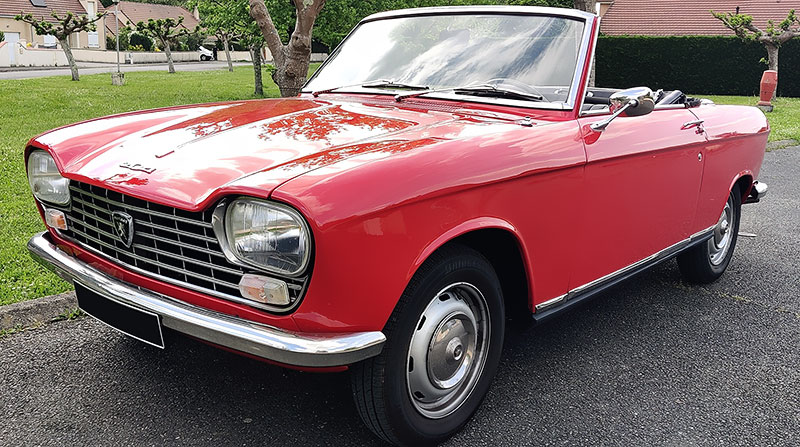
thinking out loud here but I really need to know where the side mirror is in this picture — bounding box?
[591,87,655,132]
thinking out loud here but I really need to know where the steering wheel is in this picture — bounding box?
[485,78,548,100]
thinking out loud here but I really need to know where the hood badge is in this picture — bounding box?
[120,162,156,174]
[111,211,135,248]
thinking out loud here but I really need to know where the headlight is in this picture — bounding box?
[224,198,311,276]
[27,150,70,206]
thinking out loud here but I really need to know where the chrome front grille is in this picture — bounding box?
[58,181,306,309]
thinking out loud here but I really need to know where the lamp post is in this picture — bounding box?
[111,0,124,85]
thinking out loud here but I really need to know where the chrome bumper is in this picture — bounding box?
[27,232,385,367]
[744,181,769,204]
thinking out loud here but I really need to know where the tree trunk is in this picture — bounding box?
[573,0,596,13]
[163,39,175,74]
[60,38,79,81]
[223,34,233,73]
[250,0,326,98]
[765,43,779,71]
[252,43,263,96]
[272,39,311,97]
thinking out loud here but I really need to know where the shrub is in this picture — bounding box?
[0,31,5,43]
[185,32,204,51]
[128,32,153,51]
[596,35,800,97]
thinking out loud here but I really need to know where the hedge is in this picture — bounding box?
[595,35,800,97]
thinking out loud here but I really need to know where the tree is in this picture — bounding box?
[249,0,327,97]
[572,0,595,13]
[192,0,267,95]
[15,11,105,81]
[712,9,800,73]
[192,0,241,72]
[238,21,267,95]
[132,17,192,73]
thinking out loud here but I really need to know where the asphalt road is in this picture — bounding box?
[2,148,798,447]
[0,61,250,80]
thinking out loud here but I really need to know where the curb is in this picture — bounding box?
[766,139,799,151]
[0,291,77,332]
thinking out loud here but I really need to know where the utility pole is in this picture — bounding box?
[111,0,125,85]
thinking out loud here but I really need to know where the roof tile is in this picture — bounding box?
[600,0,800,36]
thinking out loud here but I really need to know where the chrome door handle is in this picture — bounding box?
[681,119,704,130]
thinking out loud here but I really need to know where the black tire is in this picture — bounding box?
[351,244,505,446]
[677,187,742,284]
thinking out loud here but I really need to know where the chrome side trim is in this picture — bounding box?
[534,293,567,312]
[28,232,385,367]
[535,226,715,312]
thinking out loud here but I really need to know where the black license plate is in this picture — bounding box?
[75,283,165,349]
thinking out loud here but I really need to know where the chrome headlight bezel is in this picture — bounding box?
[213,197,312,277]
[27,150,71,206]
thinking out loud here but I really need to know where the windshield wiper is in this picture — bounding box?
[453,85,543,102]
[311,79,428,97]
[395,83,543,102]
[362,80,429,90]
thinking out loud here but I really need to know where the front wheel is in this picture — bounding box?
[677,187,742,283]
[351,245,505,446]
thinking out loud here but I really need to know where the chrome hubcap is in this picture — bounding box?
[406,282,490,419]
[709,198,735,266]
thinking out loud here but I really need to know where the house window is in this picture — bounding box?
[86,1,99,47]
[43,34,57,48]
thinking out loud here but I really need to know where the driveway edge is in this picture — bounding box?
[0,292,77,332]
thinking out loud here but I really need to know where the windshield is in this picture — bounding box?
[304,13,588,107]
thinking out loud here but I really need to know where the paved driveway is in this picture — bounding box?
[1,148,798,446]
[0,61,250,80]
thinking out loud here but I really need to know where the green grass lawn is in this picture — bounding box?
[0,70,796,305]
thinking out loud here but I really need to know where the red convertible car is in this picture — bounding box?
[26,6,768,446]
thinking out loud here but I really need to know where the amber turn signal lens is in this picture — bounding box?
[45,208,68,230]
[238,274,291,306]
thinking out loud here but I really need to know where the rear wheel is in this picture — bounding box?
[351,245,505,446]
[677,187,741,283]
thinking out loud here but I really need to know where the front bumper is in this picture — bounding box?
[28,232,385,368]
[744,181,768,204]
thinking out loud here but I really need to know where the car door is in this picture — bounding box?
[572,108,707,289]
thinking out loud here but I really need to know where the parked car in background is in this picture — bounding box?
[198,45,214,61]
[25,6,768,446]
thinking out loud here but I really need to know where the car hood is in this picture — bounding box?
[32,97,536,210]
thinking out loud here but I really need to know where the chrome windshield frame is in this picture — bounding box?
[302,6,597,112]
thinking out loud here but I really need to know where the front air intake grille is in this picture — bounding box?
[57,181,307,310]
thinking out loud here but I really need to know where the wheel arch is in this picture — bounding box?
[731,171,754,200]
[408,219,534,318]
